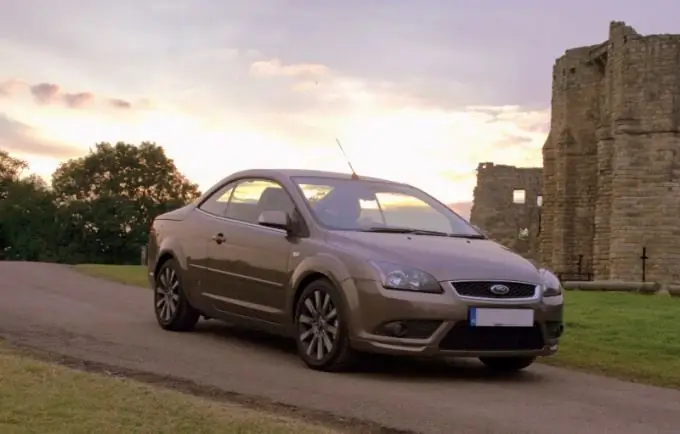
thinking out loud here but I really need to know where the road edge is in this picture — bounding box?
[2,338,416,434]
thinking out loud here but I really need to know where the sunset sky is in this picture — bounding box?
[1,1,678,208]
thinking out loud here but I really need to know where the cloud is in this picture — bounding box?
[240,56,551,175]
[0,113,82,158]
[250,58,330,77]
[3,78,141,111]
[62,92,94,108]
[107,98,133,109]
[0,78,26,97]
[30,82,60,104]
[247,58,426,120]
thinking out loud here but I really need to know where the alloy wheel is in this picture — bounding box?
[297,289,339,361]
[155,266,180,323]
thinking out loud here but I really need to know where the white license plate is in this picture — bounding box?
[469,308,534,327]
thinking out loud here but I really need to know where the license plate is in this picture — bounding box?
[468,308,534,327]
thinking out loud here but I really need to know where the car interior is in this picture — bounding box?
[223,186,296,224]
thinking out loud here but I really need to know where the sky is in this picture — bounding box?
[1,0,679,208]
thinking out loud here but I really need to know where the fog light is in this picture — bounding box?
[545,321,564,338]
[383,321,408,337]
[374,319,442,339]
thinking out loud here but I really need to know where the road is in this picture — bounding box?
[1,262,678,434]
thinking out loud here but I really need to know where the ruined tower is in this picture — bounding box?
[470,163,542,260]
[541,21,680,283]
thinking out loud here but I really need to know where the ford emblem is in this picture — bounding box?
[489,284,510,295]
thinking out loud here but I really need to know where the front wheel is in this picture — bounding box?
[294,278,357,372]
[154,259,200,332]
[479,356,536,372]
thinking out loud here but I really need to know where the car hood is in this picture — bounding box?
[327,231,542,283]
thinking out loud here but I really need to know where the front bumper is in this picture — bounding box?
[344,278,564,359]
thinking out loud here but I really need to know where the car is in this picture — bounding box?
[147,169,564,372]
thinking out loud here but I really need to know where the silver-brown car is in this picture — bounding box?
[147,169,564,372]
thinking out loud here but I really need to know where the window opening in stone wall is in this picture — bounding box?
[512,189,526,204]
[536,195,543,207]
[569,68,576,74]
[518,228,529,240]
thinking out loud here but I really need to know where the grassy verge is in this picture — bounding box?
[75,264,150,287]
[546,290,680,388]
[74,264,680,389]
[0,343,335,434]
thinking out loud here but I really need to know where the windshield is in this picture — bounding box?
[292,176,482,237]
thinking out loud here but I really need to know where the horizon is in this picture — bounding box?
[2,1,678,205]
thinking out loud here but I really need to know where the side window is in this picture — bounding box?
[298,183,333,205]
[225,179,295,224]
[198,184,235,216]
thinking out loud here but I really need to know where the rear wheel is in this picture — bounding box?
[479,356,536,372]
[154,259,200,331]
[294,278,357,371]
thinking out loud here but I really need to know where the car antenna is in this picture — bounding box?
[335,138,360,180]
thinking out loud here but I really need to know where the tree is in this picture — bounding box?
[0,156,62,261]
[51,142,201,264]
[0,149,28,200]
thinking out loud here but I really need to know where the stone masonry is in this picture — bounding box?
[472,21,680,283]
[542,20,680,283]
[470,163,542,260]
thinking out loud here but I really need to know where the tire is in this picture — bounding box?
[479,356,536,373]
[153,259,200,332]
[294,278,357,372]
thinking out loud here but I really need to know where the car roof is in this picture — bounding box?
[197,168,414,203]
[222,168,403,184]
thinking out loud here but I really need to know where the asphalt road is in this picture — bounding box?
[1,262,679,434]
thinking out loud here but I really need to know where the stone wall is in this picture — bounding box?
[540,21,680,283]
[469,162,542,259]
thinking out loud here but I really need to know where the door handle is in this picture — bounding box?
[212,233,226,244]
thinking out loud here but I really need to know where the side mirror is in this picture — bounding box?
[258,210,291,232]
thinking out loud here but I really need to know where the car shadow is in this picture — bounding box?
[193,320,544,384]
[193,319,297,353]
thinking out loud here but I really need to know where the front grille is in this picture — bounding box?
[439,323,544,351]
[450,281,537,299]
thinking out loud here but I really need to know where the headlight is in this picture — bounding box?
[539,268,562,297]
[370,261,443,293]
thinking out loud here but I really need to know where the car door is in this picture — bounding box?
[192,181,243,309]
[209,178,296,324]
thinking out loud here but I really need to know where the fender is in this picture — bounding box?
[287,252,359,322]
[154,237,209,308]
[155,236,189,272]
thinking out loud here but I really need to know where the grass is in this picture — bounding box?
[546,290,680,388]
[75,264,150,287]
[74,264,680,389]
[0,344,335,434]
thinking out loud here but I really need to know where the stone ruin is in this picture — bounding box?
[471,21,680,284]
[469,163,542,261]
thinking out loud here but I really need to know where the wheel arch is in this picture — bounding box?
[153,251,176,282]
[151,237,190,287]
[288,253,356,326]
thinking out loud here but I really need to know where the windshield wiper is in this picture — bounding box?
[363,227,488,239]
[449,233,487,239]
[363,226,415,233]
[363,227,451,237]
